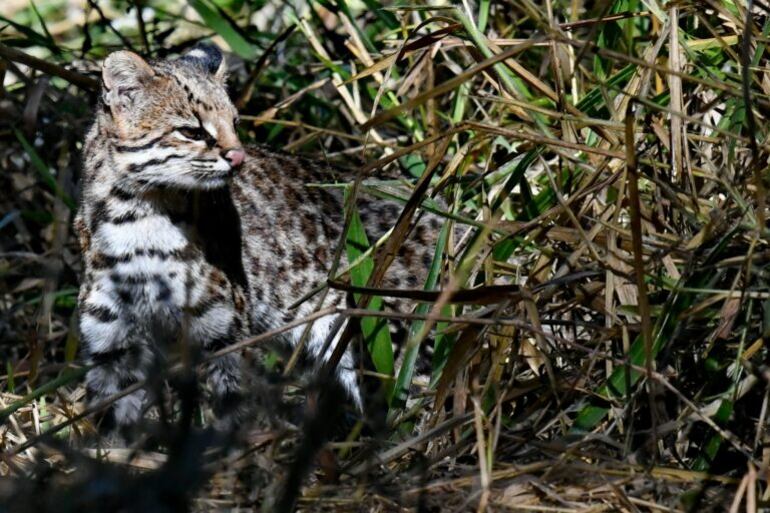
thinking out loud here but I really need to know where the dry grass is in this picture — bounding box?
[1,0,769,511]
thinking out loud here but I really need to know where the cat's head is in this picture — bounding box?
[100,43,245,190]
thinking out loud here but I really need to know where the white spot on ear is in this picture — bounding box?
[186,49,207,59]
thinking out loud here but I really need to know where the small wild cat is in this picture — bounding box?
[75,44,438,432]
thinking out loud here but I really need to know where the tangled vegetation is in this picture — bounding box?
[1,0,770,511]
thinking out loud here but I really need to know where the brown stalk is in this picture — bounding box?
[0,43,99,91]
[624,105,656,456]
[465,121,625,159]
[235,25,296,109]
[360,37,543,130]
[557,34,770,110]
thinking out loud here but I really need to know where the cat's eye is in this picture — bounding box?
[177,126,207,141]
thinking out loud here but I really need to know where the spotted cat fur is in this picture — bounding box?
[75,44,439,431]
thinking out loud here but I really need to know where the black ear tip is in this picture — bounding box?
[182,42,223,74]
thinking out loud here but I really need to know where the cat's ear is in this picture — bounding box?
[181,43,227,82]
[102,51,154,93]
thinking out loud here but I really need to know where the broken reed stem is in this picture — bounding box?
[624,107,652,359]
[624,105,657,456]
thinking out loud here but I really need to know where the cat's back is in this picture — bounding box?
[230,146,346,313]
[230,145,440,318]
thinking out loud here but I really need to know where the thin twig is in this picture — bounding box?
[0,43,99,91]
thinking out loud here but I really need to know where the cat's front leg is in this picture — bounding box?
[182,264,249,431]
[80,281,156,438]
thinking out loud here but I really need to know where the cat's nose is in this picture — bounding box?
[224,148,245,168]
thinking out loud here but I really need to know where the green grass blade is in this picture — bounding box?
[0,366,87,423]
[344,188,394,395]
[14,128,75,211]
[187,0,258,60]
[391,220,449,409]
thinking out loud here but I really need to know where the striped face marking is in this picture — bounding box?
[102,51,242,190]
